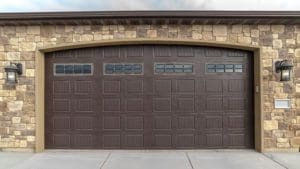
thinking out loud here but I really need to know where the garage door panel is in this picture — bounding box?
[153,79,172,96]
[45,45,253,149]
[153,134,173,148]
[175,134,195,148]
[102,134,121,148]
[103,98,121,112]
[123,134,144,148]
[205,79,223,92]
[153,98,171,112]
[153,116,172,130]
[103,46,120,58]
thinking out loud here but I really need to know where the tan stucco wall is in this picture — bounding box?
[0,24,299,152]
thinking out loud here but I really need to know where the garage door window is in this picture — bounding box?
[104,63,143,75]
[206,64,243,73]
[154,63,193,74]
[54,64,93,76]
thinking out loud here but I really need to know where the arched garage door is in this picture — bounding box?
[45,45,254,149]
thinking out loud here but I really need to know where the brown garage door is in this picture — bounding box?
[45,45,254,149]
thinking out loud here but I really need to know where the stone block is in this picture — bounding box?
[20,42,36,51]
[20,140,27,148]
[251,30,259,38]
[291,137,300,146]
[27,26,40,35]
[264,120,278,130]
[277,138,288,143]
[231,25,242,33]
[6,52,20,60]
[273,40,282,49]
[26,136,35,142]
[7,101,23,111]
[25,69,35,77]
[125,31,136,38]
[271,25,285,33]
[14,131,21,136]
[237,36,251,44]
[277,142,290,148]
[12,117,21,123]
[80,34,93,42]
[213,25,227,36]
[297,34,300,44]
[147,30,157,38]
[262,49,278,59]
[258,25,270,31]
[295,48,300,57]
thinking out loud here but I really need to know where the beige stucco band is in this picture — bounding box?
[35,39,263,152]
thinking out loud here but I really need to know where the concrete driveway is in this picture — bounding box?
[0,150,298,169]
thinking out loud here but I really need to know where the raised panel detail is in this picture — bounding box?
[178,116,195,129]
[103,135,121,148]
[53,134,70,147]
[103,47,120,58]
[75,81,92,94]
[76,99,92,112]
[103,98,121,112]
[206,134,223,147]
[154,80,171,95]
[176,134,194,147]
[127,99,143,111]
[177,98,195,112]
[127,80,143,93]
[53,100,70,112]
[74,134,93,146]
[205,79,222,92]
[154,135,172,147]
[124,134,144,147]
[204,116,223,130]
[103,116,121,130]
[125,116,144,130]
[206,98,222,111]
[53,81,70,93]
[176,79,195,93]
[103,80,121,93]
[178,47,194,57]
[53,117,71,130]
[229,79,244,92]
[74,117,93,130]
[153,98,171,112]
[154,116,172,130]
[154,46,171,57]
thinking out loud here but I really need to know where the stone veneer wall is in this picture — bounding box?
[0,24,300,152]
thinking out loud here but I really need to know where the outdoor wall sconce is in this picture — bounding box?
[275,60,293,81]
[4,63,23,85]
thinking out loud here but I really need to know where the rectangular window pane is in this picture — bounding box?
[54,64,93,76]
[216,64,225,72]
[65,65,74,74]
[104,63,143,75]
[82,65,92,74]
[206,64,243,73]
[155,63,193,74]
[165,64,174,73]
[225,64,234,72]
[55,65,65,74]
[234,64,243,72]
[74,65,83,74]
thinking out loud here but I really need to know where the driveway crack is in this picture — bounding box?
[99,151,111,169]
[262,153,288,169]
[185,152,195,169]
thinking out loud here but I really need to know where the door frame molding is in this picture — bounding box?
[35,39,263,152]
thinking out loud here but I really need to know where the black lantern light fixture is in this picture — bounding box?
[275,60,293,81]
[4,63,23,85]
